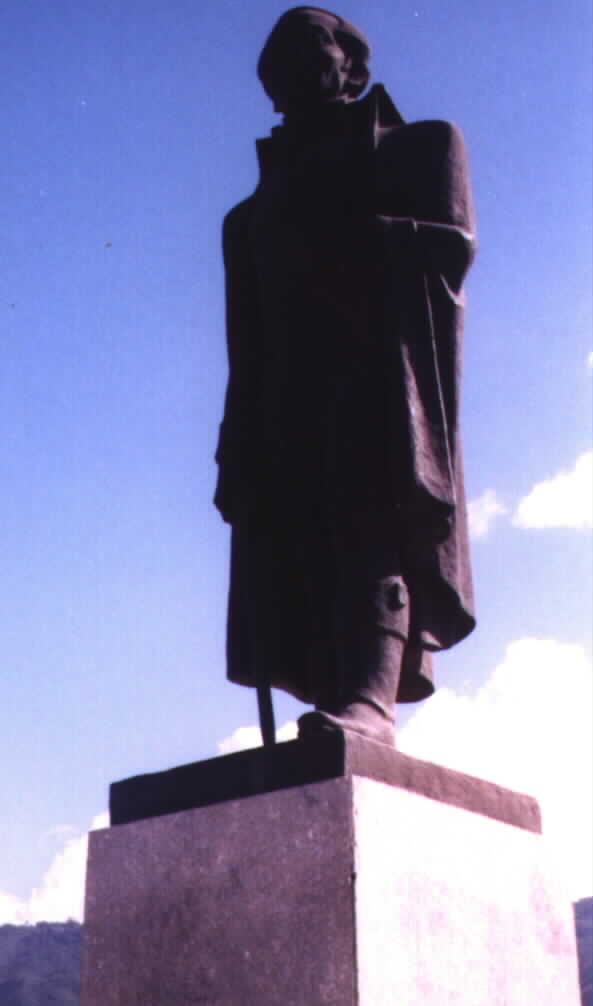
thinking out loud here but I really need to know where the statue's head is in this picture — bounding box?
[257,7,371,115]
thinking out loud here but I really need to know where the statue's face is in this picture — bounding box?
[264,8,355,113]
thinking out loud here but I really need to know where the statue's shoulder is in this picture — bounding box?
[375,119,470,197]
[374,116,473,225]
[366,86,467,158]
[379,119,467,159]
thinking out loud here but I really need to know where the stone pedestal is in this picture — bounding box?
[81,735,581,1005]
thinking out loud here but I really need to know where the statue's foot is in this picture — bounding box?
[298,699,396,747]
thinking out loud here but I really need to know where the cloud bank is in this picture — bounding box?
[398,637,592,901]
[0,813,107,925]
[513,451,592,529]
[218,719,298,755]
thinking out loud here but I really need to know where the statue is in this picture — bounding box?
[214,6,476,747]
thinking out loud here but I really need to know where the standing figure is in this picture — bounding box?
[214,7,476,746]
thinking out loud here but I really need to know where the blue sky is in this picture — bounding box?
[2,0,591,922]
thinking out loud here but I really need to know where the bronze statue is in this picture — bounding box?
[214,7,476,747]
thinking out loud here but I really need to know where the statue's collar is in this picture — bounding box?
[255,84,404,183]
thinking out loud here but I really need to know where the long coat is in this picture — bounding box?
[215,85,476,703]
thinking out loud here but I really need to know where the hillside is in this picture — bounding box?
[0,921,80,1006]
[575,897,593,1006]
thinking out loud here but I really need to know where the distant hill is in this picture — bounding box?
[0,921,80,1006]
[0,900,591,1004]
[575,898,593,1006]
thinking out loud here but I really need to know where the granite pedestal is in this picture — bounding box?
[81,734,581,1005]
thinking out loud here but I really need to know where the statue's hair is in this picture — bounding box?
[257,7,371,105]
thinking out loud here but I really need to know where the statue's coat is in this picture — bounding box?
[215,85,476,703]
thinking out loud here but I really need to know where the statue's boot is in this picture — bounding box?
[298,617,406,748]
[299,548,410,747]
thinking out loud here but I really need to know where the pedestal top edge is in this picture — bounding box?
[109,732,541,834]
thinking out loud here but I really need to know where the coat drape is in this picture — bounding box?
[215,85,476,703]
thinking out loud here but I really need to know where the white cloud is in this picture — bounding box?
[0,812,107,925]
[467,489,508,539]
[513,451,592,529]
[0,892,30,926]
[218,719,298,755]
[398,637,593,900]
[587,351,593,371]
[217,724,263,755]
[38,824,78,853]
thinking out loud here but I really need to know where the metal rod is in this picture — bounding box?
[257,680,277,747]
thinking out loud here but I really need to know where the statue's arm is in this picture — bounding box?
[375,216,475,296]
[374,119,476,292]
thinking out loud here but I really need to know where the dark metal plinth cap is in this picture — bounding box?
[109,732,542,834]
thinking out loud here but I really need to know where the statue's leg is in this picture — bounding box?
[298,511,407,746]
